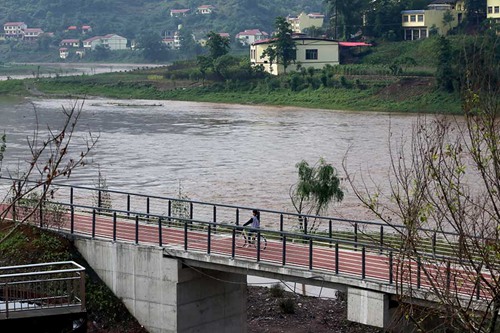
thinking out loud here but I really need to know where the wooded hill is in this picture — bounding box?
[0,0,324,40]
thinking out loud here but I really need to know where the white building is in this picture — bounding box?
[3,22,27,38]
[83,34,127,50]
[235,29,269,46]
[251,37,339,75]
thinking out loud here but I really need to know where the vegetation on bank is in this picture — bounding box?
[2,34,497,114]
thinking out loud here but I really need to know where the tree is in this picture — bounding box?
[136,31,167,62]
[325,0,369,40]
[262,16,296,74]
[205,31,230,60]
[289,158,344,232]
[344,34,500,332]
[0,100,98,242]
[436,36,456,92]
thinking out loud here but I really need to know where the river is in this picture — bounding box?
[0,95,421,223]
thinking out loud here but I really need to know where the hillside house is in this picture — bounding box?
[487,0,500,24]
[170,9,190,17]
[401,0,465,40]
[60,39,81,48]
[3,22,27,38]
[83,34,127,50]
[235,29,268,46]
[251,37,339,75]
[197,5,215,14]
[162,37,175,48]
[82,25,92,34]
[22,28,44,41]
[59,47,69,59]
[286,12,325,33]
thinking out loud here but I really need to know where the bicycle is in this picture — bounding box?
[236,228,267,250]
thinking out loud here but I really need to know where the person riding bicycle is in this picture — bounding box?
[243,209,260,246]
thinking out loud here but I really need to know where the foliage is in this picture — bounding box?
[345,34,500,332]
[279,298,296,314]
[136,31,168,62]
[262,17,296,74]
[270,283,285,297]
[435,36,455,92]
[289,158,344,231]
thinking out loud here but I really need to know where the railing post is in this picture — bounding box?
[280,214,284,232]
[168,200,172,223]
[70,206,74,234]
[70,186,74,206]
[282,234,287,266]
[432,232,437,256]
[231,228,236,258]
[256,231,261,262]
[236,208,239,226]
[362,246,366,279]
[303,217,308,235]
[329,220,333,247]
[158,217,163,247]
[213,206,217,234]
[207,225,211,254]
[389,251,393,284]
[417,257,421,288]
[98,190,102,212]
[135,215,139,244]
[146,197,150,219]
[92,209,96,238]
[379,225,384,254]
[354,222,358,250]
[127,194,131,217]
[189,202,193,220]
[113,212,117,242]
[184,222,188,251]
[309,238,313,270]
[446,261,451,292]
[335,243,339,274]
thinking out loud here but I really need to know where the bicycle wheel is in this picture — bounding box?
[236,230,248,248]
[257,235,267,251]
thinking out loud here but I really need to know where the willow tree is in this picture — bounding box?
[344,34,500,332]
[290,158,344,232]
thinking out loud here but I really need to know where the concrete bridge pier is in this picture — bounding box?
[347,287,396,329]
[74,238,247,333]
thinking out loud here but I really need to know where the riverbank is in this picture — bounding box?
[0,63,462,114]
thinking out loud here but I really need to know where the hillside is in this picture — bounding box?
[0,0,324,40]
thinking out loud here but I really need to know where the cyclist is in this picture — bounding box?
[243,209,260,246]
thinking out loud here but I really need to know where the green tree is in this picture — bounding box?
[205,31,230,60]
[137,31,167,62]
[325,0,369,39]
[289,158,344,231]
[262,16,296,74]
[436,36,455,92]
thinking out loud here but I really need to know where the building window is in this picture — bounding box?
[488,6,493,13]
[403,15,409,22]
[420,29,427,38]
[306,49,318,60]
[413,29,420,40]
[418,15,424,22]
[495,6,500,13]
[410,15,416,22]
[405,29,412,40]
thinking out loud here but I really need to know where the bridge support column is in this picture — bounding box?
[347,287,393,329]
[74,238,247,333]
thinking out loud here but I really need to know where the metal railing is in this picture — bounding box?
[0,261,85,319]
[0,177,493,303]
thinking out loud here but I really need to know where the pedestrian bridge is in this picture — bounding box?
[0,178,494,333]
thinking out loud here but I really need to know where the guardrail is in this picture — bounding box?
[0,176,469,258]
[0,261,85,319]
[0,177,492,303]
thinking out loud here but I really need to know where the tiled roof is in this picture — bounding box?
[4,22,26,26]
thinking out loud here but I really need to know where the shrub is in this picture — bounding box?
[269,283,285,297]
[279,298,295,314]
